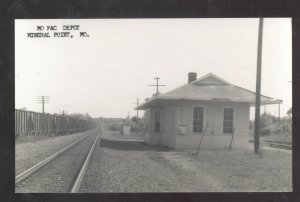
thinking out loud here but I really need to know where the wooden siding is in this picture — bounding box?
[145,100,250,149]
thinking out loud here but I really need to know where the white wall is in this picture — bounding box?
[145,100,250,149]
[145,106,176,147]
[174,100,250,136]
[175,100,250,149]
[175,135,249,149]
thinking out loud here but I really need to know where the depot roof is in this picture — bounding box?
[136,73,282,110]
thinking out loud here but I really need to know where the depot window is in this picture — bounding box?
[223,108,234,134]
[193,107,204,133]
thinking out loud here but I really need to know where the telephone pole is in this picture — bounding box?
[36,96,50,114]
[133,98,139,118]
[254,18,264,154]
[278,103,281,125]
[149,77,166,96]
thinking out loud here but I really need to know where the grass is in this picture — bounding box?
[15,134,57,144]
[162,149,292,192]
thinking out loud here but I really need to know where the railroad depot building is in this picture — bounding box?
[136,73,282,149]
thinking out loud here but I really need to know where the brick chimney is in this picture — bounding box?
[188,72,197,83]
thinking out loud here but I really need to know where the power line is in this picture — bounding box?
[148,77,166,95]
[132,98,139,118]
[36,95,50,114]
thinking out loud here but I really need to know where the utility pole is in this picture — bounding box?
[36,95,50,114]
[278,104,281,125]
[254,18,264,154]
[36,95,50,133]
[133,98,139,118]
[149,77,166,95]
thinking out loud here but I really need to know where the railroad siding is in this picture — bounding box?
[15,109,95,136]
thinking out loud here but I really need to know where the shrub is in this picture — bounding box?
[109,122,122,131]
[260,128,271,136]
[130,116,147,134]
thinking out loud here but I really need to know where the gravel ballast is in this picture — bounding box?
[15,134,97,193]
[15,129,95,176]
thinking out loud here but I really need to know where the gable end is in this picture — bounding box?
[192,74,230,86]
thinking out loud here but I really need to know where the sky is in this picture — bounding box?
[15,18,292,119]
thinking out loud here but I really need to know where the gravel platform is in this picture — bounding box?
[16,129,95,176]
[81,142,291,192]
[15,134,97,193]
[80,144,201,192]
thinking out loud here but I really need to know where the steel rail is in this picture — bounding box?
[264,142,291,149]
[15,132,94,184]
[269,142,292,147]
[71,135,99,193]
[249,140,291,148]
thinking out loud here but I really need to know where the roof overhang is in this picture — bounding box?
[136,73,283,110]
[136,96,282,110]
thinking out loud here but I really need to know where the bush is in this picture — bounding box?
[109,122,122,131]
[260,128,271,136]
[259,113,278,130]
[130,116,147,134]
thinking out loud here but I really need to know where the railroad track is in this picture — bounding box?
[249,140,292,150]
[264,141,292,150]
[15,132,99,193]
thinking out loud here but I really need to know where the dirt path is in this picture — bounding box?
[161,152,228,191]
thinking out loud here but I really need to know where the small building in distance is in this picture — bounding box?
[136,72,282,149]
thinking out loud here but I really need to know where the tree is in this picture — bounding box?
[130,116,147,134]
[69,113,85,120]
[287,107,292,117]
[70,112,92,121]
[258,113,279,136]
